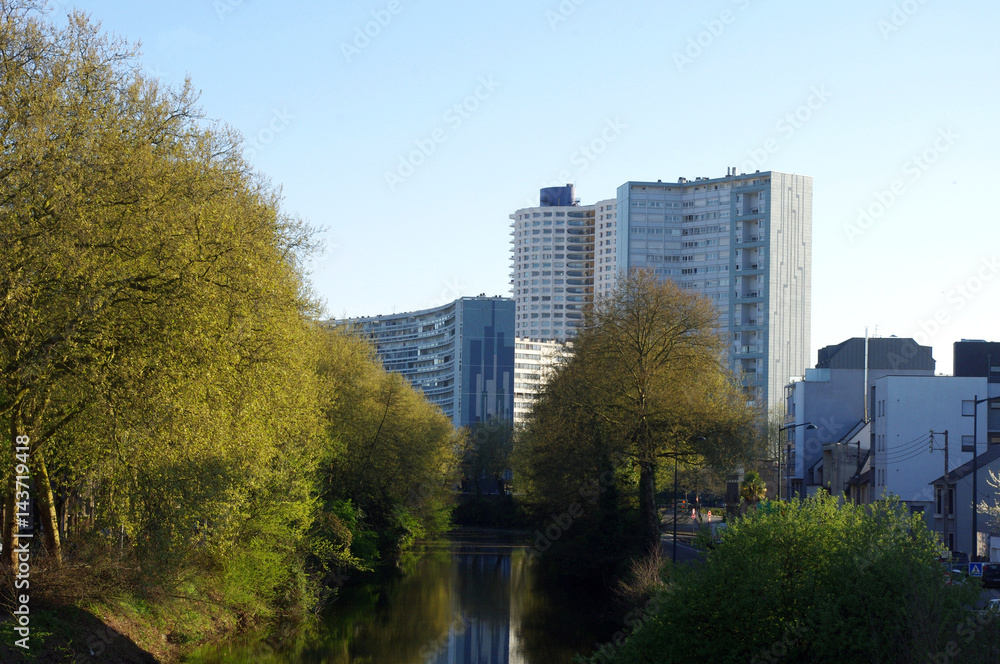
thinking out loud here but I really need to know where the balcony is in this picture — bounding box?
[735,345,763,356]
[734,291,764,303]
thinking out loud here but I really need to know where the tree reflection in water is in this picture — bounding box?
[187,529,615,664]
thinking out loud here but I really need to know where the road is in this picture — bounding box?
[659,510,715,564]
[661,533,704,564]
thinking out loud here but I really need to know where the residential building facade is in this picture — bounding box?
[509,185,615,343]
[332,296,515,429]
[784,337,935,497]
[871,375,992,552]
[513,338,567,427]
[930,446,1000,560]
[615,170,813,409]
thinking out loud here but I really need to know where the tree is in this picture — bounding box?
[739,469,767,510]
[317,327,461,563]
[568,270,760,552]
[0,3,340,619]
[672,464,726,506]
[0,1,319,567]
[980,469,1000,532]
[463,419,513,496]
[513,341,636,577]
[586,494,988,664]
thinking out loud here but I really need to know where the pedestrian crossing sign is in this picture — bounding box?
[969,562,983,577]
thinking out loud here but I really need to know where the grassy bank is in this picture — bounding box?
[0,593,247,663]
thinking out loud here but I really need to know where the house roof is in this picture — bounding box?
[839,419,868,443]
[929,445,1000,485]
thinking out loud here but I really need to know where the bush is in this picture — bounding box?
[586,494,984,664]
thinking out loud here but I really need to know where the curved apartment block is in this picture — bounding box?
[332,297,515,428]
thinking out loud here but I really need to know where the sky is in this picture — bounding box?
[48,0,1000,376]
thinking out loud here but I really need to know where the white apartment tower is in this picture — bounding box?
[509,171,812,410]
[616,170,812,408]
[509,185,615,343]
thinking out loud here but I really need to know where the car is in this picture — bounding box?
[982,563,1000,589]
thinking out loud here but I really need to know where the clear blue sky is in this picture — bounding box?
[53,0,1000,375]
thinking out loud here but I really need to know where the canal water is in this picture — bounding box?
[187,529,617,663]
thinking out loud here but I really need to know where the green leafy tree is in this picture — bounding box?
[317,327,461,564]
[0,3,351,621]
[555,270,758,552]
[463,420,513,496]
[514,271,760,575]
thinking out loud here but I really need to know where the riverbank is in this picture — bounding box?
[0,592,249,663]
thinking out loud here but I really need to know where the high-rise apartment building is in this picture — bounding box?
[509,185,616,343]
[331,297,515,428]
[508,170,812,410]
[615,170,812,408]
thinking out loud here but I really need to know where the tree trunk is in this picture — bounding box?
[31,453,62,564]
[638,460,659,553]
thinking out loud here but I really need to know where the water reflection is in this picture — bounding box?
[188,529,612,664]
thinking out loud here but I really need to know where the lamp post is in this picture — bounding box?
[777,422,817,500]
[673,456,679,564]
[970,393,1000,560]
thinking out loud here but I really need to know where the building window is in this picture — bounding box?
[935,487,942,515]
[962,435,975,452]
[962,400,975,416]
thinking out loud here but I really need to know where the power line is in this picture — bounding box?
[884,445,934,465]
[882,433,933,460]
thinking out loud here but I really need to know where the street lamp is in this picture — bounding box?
[970,393,1000,560]
[777,422,817,500]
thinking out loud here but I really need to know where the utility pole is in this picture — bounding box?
[971,380,1000,560]
[931,429,950,553]
[856,437,862,506]
[973,392,979,561]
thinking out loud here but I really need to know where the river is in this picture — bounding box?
[187,529,618,663]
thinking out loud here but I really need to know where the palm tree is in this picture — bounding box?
[740,470,767,512]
